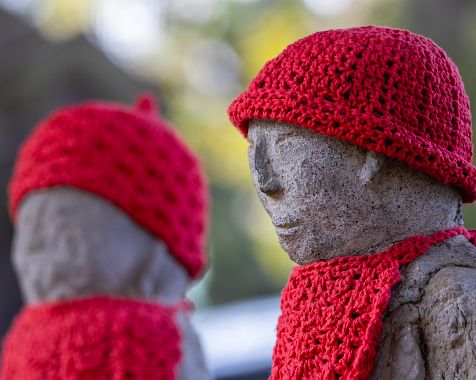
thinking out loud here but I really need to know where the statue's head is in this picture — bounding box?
[229,26,474,263]
[8,94,209,303]
[11,187,190,304]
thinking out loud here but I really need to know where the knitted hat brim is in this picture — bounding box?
[228,89,476,202]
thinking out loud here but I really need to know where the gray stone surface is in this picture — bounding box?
[176,311,212,380]
[12,187,210,380]
[247,120,476,379]
[371,235,476,380]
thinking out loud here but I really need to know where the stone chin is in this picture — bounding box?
[275,225,335,265]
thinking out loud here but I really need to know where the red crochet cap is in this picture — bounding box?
[8,94,208,278]
[0,296,181,380]
[228,25,476,202]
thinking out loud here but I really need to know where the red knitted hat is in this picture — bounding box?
[0,297,181,380]
[228,25,476,202]
[8,94,208,278]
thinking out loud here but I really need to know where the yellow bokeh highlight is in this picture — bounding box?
[34,0,94,40]
[237,5,305,81]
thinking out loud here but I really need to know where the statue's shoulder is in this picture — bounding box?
[423,233,476,266]
[423,263,476,302]
[389,234,476,311]
[421,233,476,301]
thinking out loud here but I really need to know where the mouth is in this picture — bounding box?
[272,216,301,229]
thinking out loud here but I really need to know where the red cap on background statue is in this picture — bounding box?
[228,25,476,202]
[8,93,208,278]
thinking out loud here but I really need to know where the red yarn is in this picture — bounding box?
[135,92,160,116]
[272,226,475,379]
[0,296,181,380]
[8,94,208,278]
[228,25,476,202]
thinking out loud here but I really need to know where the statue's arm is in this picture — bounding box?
[370,303,425,380]
[419,266,476,380]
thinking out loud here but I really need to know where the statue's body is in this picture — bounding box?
[374,238,476,379]
[248,120,476,379]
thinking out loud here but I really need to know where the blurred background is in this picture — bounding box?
[0,0,475,379]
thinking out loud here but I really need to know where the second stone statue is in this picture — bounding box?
[1,94,211,380]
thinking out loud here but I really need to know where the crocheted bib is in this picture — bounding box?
[0,296,182,380]
[271,226,476,380]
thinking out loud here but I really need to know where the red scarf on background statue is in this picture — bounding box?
[0,296,190,380]
[271,226,476,380]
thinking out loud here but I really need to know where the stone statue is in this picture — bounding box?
[228,26,476,379]
[2,95,211,380]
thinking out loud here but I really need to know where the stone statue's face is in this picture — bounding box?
[247,120,391,264]
[12,187,189,304]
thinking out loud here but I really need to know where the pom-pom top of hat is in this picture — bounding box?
[135,92,161,116]
[228,25,476,202]
[8,93,208,278]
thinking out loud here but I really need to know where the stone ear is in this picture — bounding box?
[140,239,190,303]
[358,151,386,186]
[139,240,167,299]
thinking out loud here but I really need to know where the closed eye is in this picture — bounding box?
[275,132,301,145]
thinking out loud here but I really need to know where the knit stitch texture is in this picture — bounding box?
[8,94,208,278]
[0,296,181,380]
[272,226,476,380]
[228,25,476,202]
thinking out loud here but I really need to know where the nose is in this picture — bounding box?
[254,137,283,196]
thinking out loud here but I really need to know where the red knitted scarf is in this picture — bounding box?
[0,296,184,380]
[271,226,476,380]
